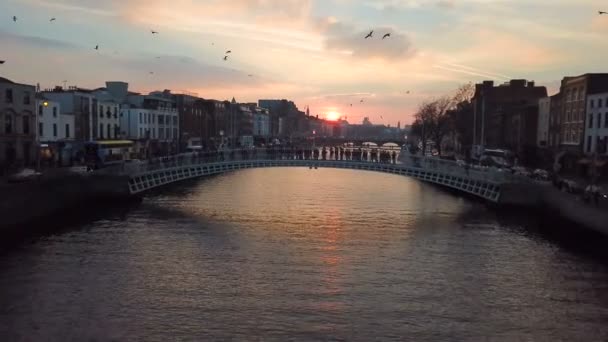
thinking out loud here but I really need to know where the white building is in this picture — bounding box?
[36,98,75,142]
[253,107,270,137]
[537,97,550,147]
[584,93,608,156]
[92,88,121,140]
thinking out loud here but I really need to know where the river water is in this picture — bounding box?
[1,168,608,341]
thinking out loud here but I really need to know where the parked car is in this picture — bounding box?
[532,169,550,181]
[7,168,42,183]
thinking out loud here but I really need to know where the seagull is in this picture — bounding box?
[223,55,229,61]
[365,30,373,39]
[382,33,391,39]
[226,50,232,54]
[600,11,607,15]
[50,17,56,22]
[380,115,383,119]
[151,30,158,34]
[406,90,410,94]
[149,71,154,75]
[0,60,5,64]
[13,16,17,22]
[248,74,253,77]
[155,56,161,59]
[350,104,353,107]
[360,99,364,103]
[95,45,99,50]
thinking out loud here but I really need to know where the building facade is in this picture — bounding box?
[471,80,548,151]
[252,106,270,138]
[36,98,74,142]
[0,77,36,170]
[584,93,608,156]
[548,93,562,149]
[537,97,551,147]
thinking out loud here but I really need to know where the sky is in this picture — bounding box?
[1,0,607,125]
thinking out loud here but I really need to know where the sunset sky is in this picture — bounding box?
[1,0,607,125]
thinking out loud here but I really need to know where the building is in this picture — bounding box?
[251,106,270,139]
[117,87,179,157]
[537,97,551,147]
[258,99,302,137]
[42,87,97,141]
[0,77,36,170]
[548,93,562,149]
[91,88,121,140]
[174,93,209,151]
[35,97,75,166]
[584,93,608,156]
[556,74,608,152]
[472,80,547,152]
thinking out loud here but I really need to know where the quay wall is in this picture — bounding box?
[0,174,131,234]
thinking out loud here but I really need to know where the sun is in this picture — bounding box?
[326,111,340,121]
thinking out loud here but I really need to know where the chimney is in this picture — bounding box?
[527,81,535,88]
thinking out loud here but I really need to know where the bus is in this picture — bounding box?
[84,140,136,169]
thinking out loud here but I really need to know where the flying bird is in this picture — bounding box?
[95,45,99,50]
[223,55,229,61]
[155,56,161,59]
[382,33,391,39]
[360,99,364,103]
[149,71,154,75]
[226,50,232,54]
[248,74,253,77]
[350,104,353,107]
[0,60,5,64]
[13,16,17,22]
[50,18,56,22]
[600,11,607,15]
[151,30,158,34]
[365,30,373,39]
[406,90,410,94]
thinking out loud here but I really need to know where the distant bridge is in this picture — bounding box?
[113,148,522,203]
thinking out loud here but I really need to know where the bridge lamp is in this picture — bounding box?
[43,101,49,107]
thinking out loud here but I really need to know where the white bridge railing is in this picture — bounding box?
[109,148,527,201]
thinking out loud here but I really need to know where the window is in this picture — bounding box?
[5,114,12,133]
[598,113,602,128]
[587,136,592,152]
[173,116,178,125]
[173,128,178,140]
[139,112,143,124]
[38,105,43,116]
[165,128,170,139]
[39,122,43,137]
[591,99,595,108]
[589,114,593,128]
[114,124,119,137]
[52,107,57,117]
[99,123,104,139]
[107,124,111,139]
[65,124,70,138]
[113,107,118,118]
[600,99,604,108]
[106,108,111,119]
[23,92,31,105]
[5,89,13,103]
[22,116,29,134]
[53,123,57,137]
[139,127,143,137]
[158,115,164,124]
[605,112,608,128]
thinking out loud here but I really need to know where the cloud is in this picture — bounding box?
[0,30,79,50]
[436,0,455,9]
[317,19,416,60]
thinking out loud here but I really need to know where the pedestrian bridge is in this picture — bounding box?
[113,149,523,203]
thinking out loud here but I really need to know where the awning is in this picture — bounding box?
[577,158,591,165]
[95,140,134,146]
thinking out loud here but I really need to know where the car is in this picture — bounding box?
[7,168,42,183]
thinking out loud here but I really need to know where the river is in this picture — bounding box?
[1,168,608,341]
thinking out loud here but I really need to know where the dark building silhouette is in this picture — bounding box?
[0,77,36,170]
[472,80,547,155]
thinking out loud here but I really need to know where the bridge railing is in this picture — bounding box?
[113,148,525,184]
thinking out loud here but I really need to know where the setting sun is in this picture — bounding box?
[326,111,341,121]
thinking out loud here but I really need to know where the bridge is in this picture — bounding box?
[110,148,525,203]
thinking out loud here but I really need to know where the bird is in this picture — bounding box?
[149,71,154,75]
[350,104,353,107]
[360,99,364,103]
[50,18,56,22]
[380,115,384,119]
[600,11,607,15]
[248,74,253,77]
[13,16,17,22]
[211,42,214,45]
[95,45,99,50]
[406,90,410,94]
[365,30,373,39]
[226,50,232,54]
[223,55,229,61]
[0,60,5,64]
[382,33,391,39]
[151,30,158,34]
[155,56,161,59]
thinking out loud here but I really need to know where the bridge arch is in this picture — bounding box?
[126,158,504,202]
